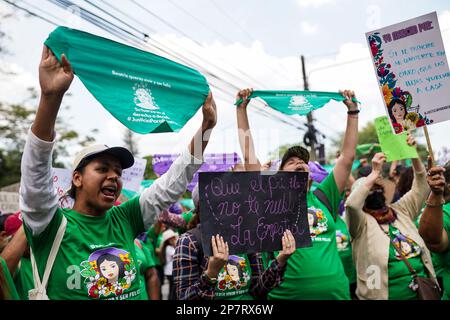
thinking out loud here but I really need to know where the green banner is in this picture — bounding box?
[356,143,382,157]
[235,90,359,115]
[375,116,418,162]
[45,27,210,134]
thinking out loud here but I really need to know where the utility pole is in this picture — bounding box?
[301,55,317,161]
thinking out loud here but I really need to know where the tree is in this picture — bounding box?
[0,18,97,187]
[123,129,139,156]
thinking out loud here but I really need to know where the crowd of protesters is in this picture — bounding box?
[0,46,449,301]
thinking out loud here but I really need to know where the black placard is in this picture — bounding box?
[199,171,312,256]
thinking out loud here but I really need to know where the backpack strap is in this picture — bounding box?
[29,215,67,300]
[313,188,336,221]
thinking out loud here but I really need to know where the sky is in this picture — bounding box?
[0,0,449,166]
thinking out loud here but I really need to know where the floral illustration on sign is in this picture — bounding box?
[368,32,432,133]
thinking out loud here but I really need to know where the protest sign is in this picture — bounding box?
[199,171,312,255]
[45,27,210,134]
[122,157,147,192]
[375,116,419,161]
[0,192,19,213]
[235,90,359,116]
[367,12,450,134]
[153,153,241,191]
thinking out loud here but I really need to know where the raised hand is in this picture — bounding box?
[406,131,417,148]
[39,45,74,97]
[236,88,253,109]
[371,152,386,174]
[202,92,217,130]
[276,229,296,267]
[339,89,358,111]
[427,157,446,196]
[205,235,229,279]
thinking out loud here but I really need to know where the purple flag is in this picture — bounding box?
[152,153,241,192]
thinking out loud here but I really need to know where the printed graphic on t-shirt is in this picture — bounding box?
[80,247,137,299]
[308,207,329,239]
[336,230,349,251]
[391,229,422,259]
[217,255,251,292]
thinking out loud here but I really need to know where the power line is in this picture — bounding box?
[209,0,254,42]
[91,0,305,129]
[167,0,235,44]
[2,0,59,26]
[20,0,66,24]
[22,0,307,131]
[308,56,369,76]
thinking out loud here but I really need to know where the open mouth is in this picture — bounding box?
[101,186,117,200]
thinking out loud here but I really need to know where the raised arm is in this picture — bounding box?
[139,93,217,228]
[333,90,359,194]
[419,161,448,253]
[345,153,385,238]
[236,88,261,171]
[20,46,74,236]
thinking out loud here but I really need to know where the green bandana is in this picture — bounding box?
[235,90,359,115]
[45,27,210,134]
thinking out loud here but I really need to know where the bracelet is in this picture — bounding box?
[201,272,218,286]
[347,109,360,115]
[425,198,445,208]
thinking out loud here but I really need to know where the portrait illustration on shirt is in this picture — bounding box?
[80,247,137,299]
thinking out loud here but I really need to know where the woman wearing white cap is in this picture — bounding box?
[19,46,217,300]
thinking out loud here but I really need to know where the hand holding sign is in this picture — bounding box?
[39,45,74,97]
[275,229,297,267]
[426,156,446,196]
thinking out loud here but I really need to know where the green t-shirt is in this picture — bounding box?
[145,226,163,266]
[215,254,253,300]
[24,196,145,300]
[1,257,19,300]
[134,239,157,300]
[335,215,356,284]
[14,257,33,300]
[269,173,350,300]
[387,225,426,300]
[439,203,450,300]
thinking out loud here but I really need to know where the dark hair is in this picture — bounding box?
[97,253,125,280]
[0,214,12,232]
[396,167,413,198]
[226,259,244,279]
[67,157,93,199]
[280,146,310,170]
[388,99,406,124]
[307,208,319,227]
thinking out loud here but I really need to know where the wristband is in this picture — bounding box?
[347,109,360,115]
[201,272,217,286]
[425,198,445,208]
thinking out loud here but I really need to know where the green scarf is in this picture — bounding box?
[45,27,210,134]
[235,90,359,115]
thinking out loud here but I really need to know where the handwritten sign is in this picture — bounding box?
[0,192,19,213]
[367,12,450,134]
[375,116,419,161]
[122,158,147,192]
[199,172,312,256]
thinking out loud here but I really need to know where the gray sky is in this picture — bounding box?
[0,0,449,165]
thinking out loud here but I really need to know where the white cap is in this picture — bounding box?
[72,144,135,172]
